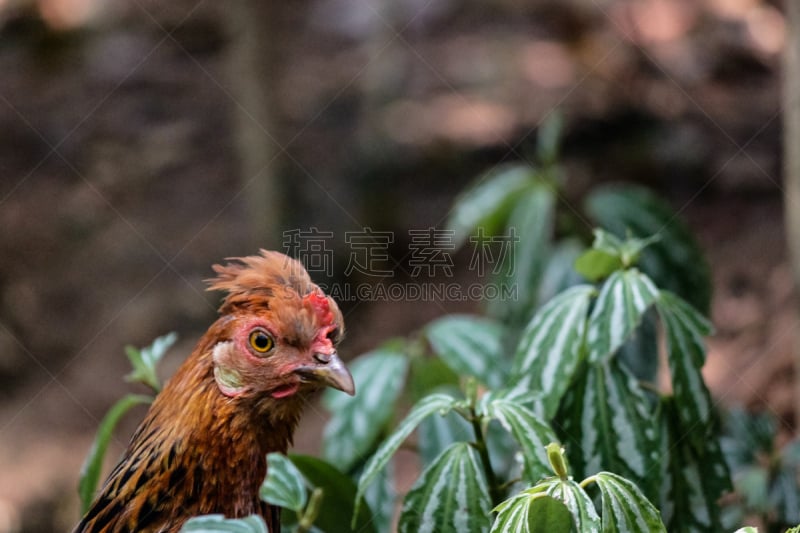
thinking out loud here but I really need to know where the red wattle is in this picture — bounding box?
[270,383,300,399]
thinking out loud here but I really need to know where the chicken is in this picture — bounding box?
[75,250,354,533]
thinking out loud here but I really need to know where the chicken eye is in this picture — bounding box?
[249,330,274,354]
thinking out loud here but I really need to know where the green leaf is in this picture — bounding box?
[509,476,600,532]
[362,455,396,533]
[399,442,492,533]
[658,398,731,532]
[418,408,473,466]
[586,269,659,363]
[322,347,408,472]
[124,332,178,392]
[510,285,594,418]
[615,309,659,383]
[180,514,268,532]
[259,453,307,512]
[409,355,461,401]
[594,471,666,532]
[485,421,522,482]
[536,239,584,307]
[527,495,574,532]
[485,400,557,483]
[354,393,460,524]
[585,184,712,314]
[574,249,623,282]
[447,164,538,248]
[577,228,661,276]
[491,492,574,533]
[288,454,376,533]
[426,315,507,388]
[656,291,714,446]
[489,185,555,327]
[78,393,152,513]
[557,359,659,500]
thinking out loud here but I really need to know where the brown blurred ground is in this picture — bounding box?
[0,0,791,530]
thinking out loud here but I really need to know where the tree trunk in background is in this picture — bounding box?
[784,0,800,426]
[225,1,286,251]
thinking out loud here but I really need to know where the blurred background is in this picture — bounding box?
[0,0,790,530]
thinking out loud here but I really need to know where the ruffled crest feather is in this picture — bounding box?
[207,250,315,313]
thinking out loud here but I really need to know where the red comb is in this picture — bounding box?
[304,290,334,326]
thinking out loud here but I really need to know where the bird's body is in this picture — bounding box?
[75,251,353,533]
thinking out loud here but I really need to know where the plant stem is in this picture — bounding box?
[297,488,323,533]
[470,409,503,506]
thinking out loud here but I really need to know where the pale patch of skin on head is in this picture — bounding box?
[212,341,248,397]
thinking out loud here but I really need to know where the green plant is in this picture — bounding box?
[78,332,177,513]
[319,228,722,532]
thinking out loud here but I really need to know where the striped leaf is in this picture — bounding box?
[426,315,507,388]
[511,285,594,418]
[557,359,660,500]
[490,493,574,533]
[543,479,600,532]
[259,453,307,512]
[585,184,712,314]
[586,269,659,363]
[180,515,268,533]
[656,291,714,446]
[447,164,537,248]
[354,393,460,524]
[489,185,555,328]
[594,472,666,532]
[399,442,492,533]
[486,400,557,483]
[659,398,731,532]
[322,348,409,471]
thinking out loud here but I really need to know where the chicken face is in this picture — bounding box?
[205,250,354,402]
[211,289,353,400]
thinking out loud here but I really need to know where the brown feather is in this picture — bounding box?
[75,251,345,533]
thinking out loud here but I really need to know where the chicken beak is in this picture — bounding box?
[300,352,355,396]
